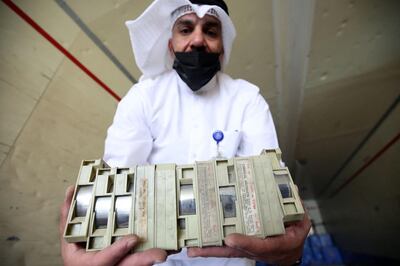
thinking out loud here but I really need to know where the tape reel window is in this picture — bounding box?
[274,173,293,199]
[179,184,196,216]
[219,186,237,218]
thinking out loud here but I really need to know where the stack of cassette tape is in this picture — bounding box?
[63,149,304,251]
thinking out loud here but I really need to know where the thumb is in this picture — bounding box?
[224,233,273,255]
[93,235,139,266]
[59,185,75,235]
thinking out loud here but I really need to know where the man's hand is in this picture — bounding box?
[188,214,311,265]
[60,186,167,266]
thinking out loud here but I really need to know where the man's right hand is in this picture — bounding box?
[60,186,167,266]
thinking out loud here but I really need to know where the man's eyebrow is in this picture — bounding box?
[175,19,195,27]
[203,21,221,28]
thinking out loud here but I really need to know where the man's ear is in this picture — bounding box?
[168,40,175,56]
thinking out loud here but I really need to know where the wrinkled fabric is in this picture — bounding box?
[104,70,278,166]
[159,248,254,266]
[190,0,229,15]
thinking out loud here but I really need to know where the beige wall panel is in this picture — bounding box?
[67,31,132,97]
[0,143,9,166]
[0,77,36,147]
[0,57,118,265]
[296,68,400,194]
[66,0,153,80]
[298,64,399,258]
[14,0,81,47]
[294,0,400,258]
[320,143,400,259]
[0,16,131,265]
[324,102,399,196]
[225,0,277,99]
[306,0,400,89]
[299,67,400,143]
[296,130,363,195]
[0,0,81,166]
[65,0,132,24]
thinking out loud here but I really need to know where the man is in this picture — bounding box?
[103,0,279,167]
[60,0,310,265]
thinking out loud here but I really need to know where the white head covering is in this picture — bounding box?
[126,0,236,79]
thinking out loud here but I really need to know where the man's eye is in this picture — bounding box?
[206,30,218,37]
[180,28,192,34]
[204,26,220,37]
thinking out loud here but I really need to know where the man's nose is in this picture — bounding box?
[190,28,206,50]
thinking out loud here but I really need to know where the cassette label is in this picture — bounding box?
[135,167,148,240]
[236,159,261,236]
[196,162,220,245]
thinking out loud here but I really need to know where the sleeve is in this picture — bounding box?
[103,87,153,167]
[237,91,279,157]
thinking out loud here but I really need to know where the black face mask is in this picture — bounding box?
[173,51,221,92]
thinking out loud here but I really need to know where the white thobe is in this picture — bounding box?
[104,70,278,166]
[104,70,279,265]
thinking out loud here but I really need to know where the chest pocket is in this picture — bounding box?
[189,129,243,162]
[217,130,242,159]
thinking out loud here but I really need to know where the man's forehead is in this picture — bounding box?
[173,13,221,27]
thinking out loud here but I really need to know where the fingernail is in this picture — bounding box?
[126,237,137,248]
[65,186,74,197]
[224,238,232,246]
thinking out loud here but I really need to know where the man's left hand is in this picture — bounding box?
[187,214,311,265]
